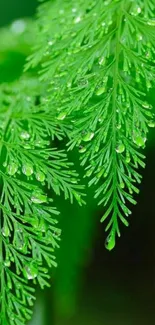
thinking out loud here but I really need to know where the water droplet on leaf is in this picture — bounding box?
[74,16,81,24]
[36,171,45,182]
[83,132,94,142]
[105,232,115,251]
[133,135,146,147]
[57,112,67,120]
[7,162,18,176]
[24,263,38,280]
[120,182,125,189]
[147,19,155,26]
[2,224,10,237]
[96,86,106,96]
[20,131,30,140]
[4,259,11,267]
[126,156,131,163]
[31,191,47,204]
[148,121,155,128]
[116,143,125,154]
[22,164,33,176]
[79,146,87,153]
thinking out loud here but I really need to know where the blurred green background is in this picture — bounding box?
[0,1,155,325]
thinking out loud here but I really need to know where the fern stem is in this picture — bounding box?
[0,108,13,322]
[111,0,125,232]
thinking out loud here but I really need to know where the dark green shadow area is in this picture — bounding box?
[0,0,38,27]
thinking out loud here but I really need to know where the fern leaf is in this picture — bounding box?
[0,77,84,324]
[27,0,155,249]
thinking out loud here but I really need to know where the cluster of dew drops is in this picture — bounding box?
[3,129,49,204]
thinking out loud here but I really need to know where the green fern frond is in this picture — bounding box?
[27,0,155,250]
[0,77,84,324]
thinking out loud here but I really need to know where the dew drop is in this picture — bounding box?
[148,120,155,128]
[7,162,18,176]
[78,79,88,88]
[96,86,106,96]
[8,278,12,290]
[147,19,155,26]
[133,135,146,147]
[142,102,150,109]
[36,171,45,182]
[120,182,125,189]
[72,8,77,13]
[24,263,38,280]
[22,164,33,176]
[79,146,87,153]
[99,56,105,66]
[4,260,11,267]
[105,232,115,251]
[125,156,131,163]
[48,40,53,46]
[74,16,81,24]
[20,131,30,140]
[31,191,47,204]
[136,33,143,41]
[83,132,94,142]
[116,143,125,154]
[57,111,67,120]
[131,6,142,16]
[2,225,10,237]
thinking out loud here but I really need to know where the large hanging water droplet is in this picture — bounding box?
[31,191,47,204]
[57,111,67,120]
[148,121,155,128]
[36,171,45,182]
[7,162,18,176]
[22,164,33,176]
[116,143,125,154]
[142,102,151,109]
[133,135,146,147]
[83,132,94,142]
[20,131,30,140]
[105,232,115,251]
[24,263,38,280]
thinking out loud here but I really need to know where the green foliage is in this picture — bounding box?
[27,0,155,246]
[0,0,155,324]
[0,77,84,324]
